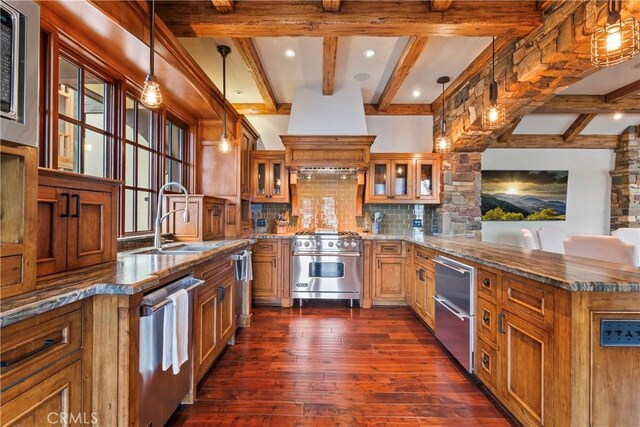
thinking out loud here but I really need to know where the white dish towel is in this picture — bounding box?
[244,250,253,282]
[162,288,189,374]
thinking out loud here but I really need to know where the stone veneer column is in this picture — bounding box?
[436,152,482,238]
[611,127,639,230]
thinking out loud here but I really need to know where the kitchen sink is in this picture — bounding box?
[135,244,223,255]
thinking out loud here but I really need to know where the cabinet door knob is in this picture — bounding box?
[482,278,491,288]
[483,312,490,325]
[481,353,490,369]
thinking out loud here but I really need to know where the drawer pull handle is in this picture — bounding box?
[258,245,271,250]
[498,313,506,334]
[482,278,491,288]
[71,194,80,218]
[481,353,490,369]
[382,246,396,251]
[1,339,58,367]
[483,312,490,325]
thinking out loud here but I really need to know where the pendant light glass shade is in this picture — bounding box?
[591,1,640,67]
[435,76,451,154]
[218,45,232,153]
[482,38,507,130]
[140,0,162,108]
[141,75,162,109]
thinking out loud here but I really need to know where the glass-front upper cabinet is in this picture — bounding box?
[391,161,411,199]
[415,158,440,203]
[251,151,289,203]
[369,161,389,201]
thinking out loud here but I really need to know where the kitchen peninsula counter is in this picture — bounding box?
[0,239,254,327]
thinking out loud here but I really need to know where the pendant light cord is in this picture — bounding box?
[441,82,446,135]
[149,0,155,75]
[222,50,227,138]
[492,37,495,82]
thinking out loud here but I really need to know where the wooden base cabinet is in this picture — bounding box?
[252,240,285,305]
[37,169,120,278]
[194,255,236,382]
[372,241,406,305]
[407,245,435,329]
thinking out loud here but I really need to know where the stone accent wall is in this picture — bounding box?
[433,1,617,150]
[611,127,640,230]
[435,152,482,238]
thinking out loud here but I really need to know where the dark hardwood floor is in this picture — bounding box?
[169,303,511,426]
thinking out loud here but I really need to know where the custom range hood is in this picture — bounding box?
[281,87,376,216]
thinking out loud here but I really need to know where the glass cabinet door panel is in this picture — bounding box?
[373,163,388,196]
[419,163,433,196]
[256,162,266,195]
[392,162,409,196]
[271,162,283,195]
[57,119,80,172]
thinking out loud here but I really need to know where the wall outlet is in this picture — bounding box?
[601,319,640,347]
[256,218,267,227]
[413,219,423,228]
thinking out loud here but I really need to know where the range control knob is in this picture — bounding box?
[350,241,357,248]
[316,241,322,248]
[336,241,342,247]
[304,241,310,247]
[295,241,302,247]
[328,241,334,247]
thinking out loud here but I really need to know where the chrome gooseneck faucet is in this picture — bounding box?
[154,182,190,250]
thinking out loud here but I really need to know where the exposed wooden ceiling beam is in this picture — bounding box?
[232,103,433,116]
[534,95,640,113]
[431,37,512,111]
[563,113,597,142]
[322,0,341,12]
[605,80,640,103]
[156,1,542,37]
[491,134,618,149]
[323,37,338,96]
[377,36,429,111]
[498,117,523,143]
[211,0,234,13]
[429,0,454,12]
[232,38,278,112]
[536,0,554,11]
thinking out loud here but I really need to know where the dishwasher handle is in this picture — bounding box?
[434,257,472,275]
[433,293,470,321]
[142,279,204,315]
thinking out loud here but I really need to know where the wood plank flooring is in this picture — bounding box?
[168,303,511,426]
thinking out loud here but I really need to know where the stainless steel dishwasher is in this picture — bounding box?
[139,275,203,427]
[433,256,475,373]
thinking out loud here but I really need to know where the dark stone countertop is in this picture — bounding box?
[254,232,640,292]
[0,239,254,327]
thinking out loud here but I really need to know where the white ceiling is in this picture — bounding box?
[515,113,640,135]
[179,36,492,105]
[561,55,640,95]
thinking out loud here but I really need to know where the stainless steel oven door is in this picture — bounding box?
[292,253,362,299]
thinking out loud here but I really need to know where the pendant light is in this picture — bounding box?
[435,76,451,153]
[482,37,506,130]
[591,0,639,67]
[217,45,232,153]
[140,0,162,108]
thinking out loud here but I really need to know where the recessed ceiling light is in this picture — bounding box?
[234,90,245,96]
[362,49,376,58]
[613,112,623,120]
[412,90,421,98]
[284,49,296,58]
[354,73,370,82]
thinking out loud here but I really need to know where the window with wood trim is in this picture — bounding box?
[124,95,159,234]
[164,118,193,190]
[56,54,115,178]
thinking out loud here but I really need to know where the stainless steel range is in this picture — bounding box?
[291,230,363,305]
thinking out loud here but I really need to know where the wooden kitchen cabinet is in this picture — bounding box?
[412,246,435,329]
[194,254,237,382]
[365,154,441,204]
[37,169,120,278]
[251,151,289,203]
[165,194,226,241]
[240,121,257,199]
[0,142,37,298]
[252,240,284,305]
[0,302,87,426]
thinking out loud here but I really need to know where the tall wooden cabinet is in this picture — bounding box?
[0,143,37,298]
[36,169,120,278]
[365,153,441,204]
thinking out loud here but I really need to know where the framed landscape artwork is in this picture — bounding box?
[481,170,568,221]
